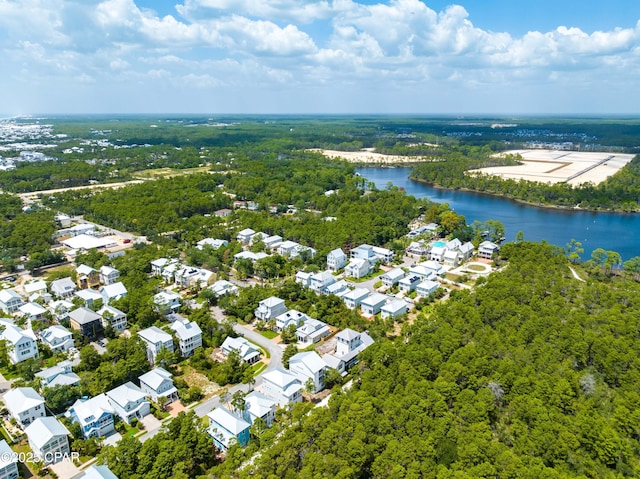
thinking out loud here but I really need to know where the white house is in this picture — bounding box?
[459,242,475,261]
[97,305,127,332]
[50,277,77,299]
[408,265,436,281]
[153,291,181,314]
[326,248,347,272]
[263,235,283,250]
[276,240,301,258]
[443,249,461,266]
[360,292,388,317]
[75,288,103,309]
[332,328,374,370]
[380,299,409,320]
[478,241,500,260]
[342,288,370,310]
[197,238,228,250]
[106,382,150,424]
[39,325,74,352]
[99,265,120,285]
[245,391,277,427]
[76,465,119,479]
[150,258,175,276]
[0,290,22,314]
[296,318,331,345]
[416,280,439,298]
[220,337,261,365]
[260,368,303,407]
[345,258,371,279]
[236,228,256,244]
[295,271,312,287]
[209,280,238,297]
[289,351,327,394]
[48,300,74,322]
[323,280,349,297]
[68,394,115,438]
[18,302,47,322]
[0,439,18,479]
[100,282,127,304]
[170,320,203,357]
[3,387,45,428]
[138,326,174,364]
[255,296,287,321]
[275,309,309,332]
[139,367,178,404]
[207,407,250,451]
[349,245,377,263]
[380,268,405,288]
[420,260,446,277]
[23,280,47,296]
[430,245,447,262]
[35,360,80,388]
[24,417,70,464]
[0,319,39,364]
[309,271,335,293]
[234,251,268,263]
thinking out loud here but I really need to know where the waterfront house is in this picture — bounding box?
[478,241,500,260]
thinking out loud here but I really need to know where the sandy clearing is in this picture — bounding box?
[472,150,635,186]
[311,148,428,164]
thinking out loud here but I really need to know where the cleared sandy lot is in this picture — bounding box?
[472,150,635,186]
[312,148,423,164]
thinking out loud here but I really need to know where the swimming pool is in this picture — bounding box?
[432,241,446,247]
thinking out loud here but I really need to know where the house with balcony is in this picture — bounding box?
[220,337,261,365]
[138,326,174,364]
[245,391,277,427]
[75,288,103,309]
[416,280,439,298]
[99,265,120,285]
[170,319,202,357]
[324,280,349,297]
[478,241,500,260]
[35,360,80,388]
[0,289,23,314]
[48,300,74,322]
[330,328,374,370]
[97,305,127,332]
[345,258,371,279]
[296,318,331,345]
[326,248,347,272]
[380,268,405,288]
[76,265,100,290]
[100,282,127,304]
[18,302,47,323]
[24,417,70,464]
[0,319,39,364]
[260,368,303,407]
[69,307,103,340]
[153,291,181,314]
[68,394,115,438]
[275,309,309,332]
[50,277,77,299]
[139,367,178,404]
[255,296,287,322]
[3,387,45,428]
[289,351,327,394]
[209,280,239,297]
[309,271,335,293]
[236,228,256,244]
[106,382,150,424]
[0,439,18,479]
[39,325,74,352]
[208,407,250,451]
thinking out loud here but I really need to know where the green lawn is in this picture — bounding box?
[259,330,278,340]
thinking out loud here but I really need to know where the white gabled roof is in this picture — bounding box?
[170,320,202,341]
[138,326,172,344]
[75,289,103,302]
[0,289,21,303]
[3,387,44,415]
[139,367,173,390]
[78,465,119,479]
[207,407,250,435]
[342,288,369,302]
[381,299,408,314]
[106,381,146,408]
[361,292,387,307]
[261,367,300,388]
[260,296,285,308]
[24,280,47,294]
[77,264,97,276]
[101,282,127,299]
[100,265,118,276]
[40,324,72,342]
[0,319,36,345]
[289,351,326,374]
[0,440,16,468]
[25,417,70,449]
[18,302,46,316]
[245,391,276,419]
[71,394,114,428]
[50,277,76,293]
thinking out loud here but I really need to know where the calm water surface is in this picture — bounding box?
[357,167,640,261]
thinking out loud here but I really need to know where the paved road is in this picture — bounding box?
[192,317,283,418]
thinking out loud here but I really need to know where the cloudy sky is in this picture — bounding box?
[2,0,640,115]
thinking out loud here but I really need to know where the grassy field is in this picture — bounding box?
[132,166,210,179]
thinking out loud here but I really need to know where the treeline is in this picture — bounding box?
[221,242,640,478]
[411,148,640,211]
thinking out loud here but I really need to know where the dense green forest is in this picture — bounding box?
[411,147,640,211]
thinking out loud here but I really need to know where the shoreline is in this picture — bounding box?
[406,175,640,214]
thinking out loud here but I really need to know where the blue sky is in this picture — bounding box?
[2,0,640,115]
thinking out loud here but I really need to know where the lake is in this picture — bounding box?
[356,167,640,261]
